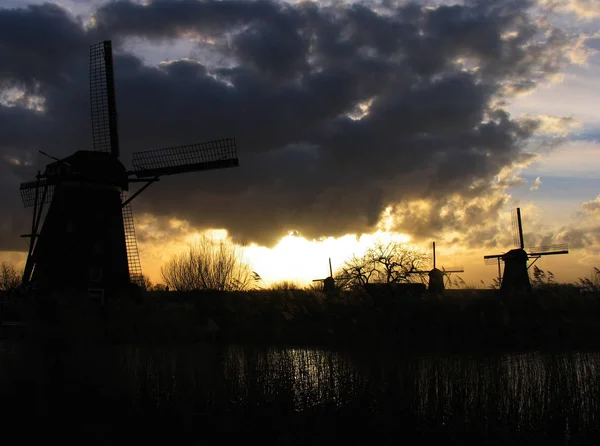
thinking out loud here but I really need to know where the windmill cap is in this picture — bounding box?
[45,150,128,190]
[429,268,444,277]
[502,248,528,261]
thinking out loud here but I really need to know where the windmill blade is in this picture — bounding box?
[90,40,120,157]
[130,138,239,178]
[441,266,464,273]
[529,249,569,257]
[20,179,55,207]
[527,243,568,254]
[484,255,503,265]
[511,209,520,248]
[121,192,144,285]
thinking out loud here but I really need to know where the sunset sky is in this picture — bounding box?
[1,0,599,288]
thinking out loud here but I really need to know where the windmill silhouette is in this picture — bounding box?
[408,242,464,293]
[484,208,568,293]
[312,258,338,293]
[18,41,239,298]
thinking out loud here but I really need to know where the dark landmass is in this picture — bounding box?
[3,285,598,352]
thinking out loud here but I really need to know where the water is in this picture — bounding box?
[1,342,599,443]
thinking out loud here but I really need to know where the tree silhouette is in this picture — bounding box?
[138,274,153,291]
[160,234,258,292]
[0,262,20,292]
[337,241,428,289]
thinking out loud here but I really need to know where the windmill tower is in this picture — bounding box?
[408,242,464,293]
[18,41,239,297]
[483,208,568,293]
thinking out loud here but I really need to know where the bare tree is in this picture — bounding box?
[368,241,427,283]
[336,241,428,289]
[139,274,153,291]
[336,253,378,289]
[0,262,20,292]
[160,234,259,292]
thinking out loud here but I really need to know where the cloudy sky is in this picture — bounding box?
[1,0,599,287]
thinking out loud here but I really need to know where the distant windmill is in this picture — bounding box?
[18,41,239,298]
[408,242,464,293]
[483,208,568,293]
[312,258,338,293]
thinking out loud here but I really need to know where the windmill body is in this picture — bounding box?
[428,268,445,294]
[19,41,239,297]
[312,258,338,294]
[29,151,129,294]
[499,248,530,293]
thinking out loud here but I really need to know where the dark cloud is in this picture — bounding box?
[0,3,88,90]
[0,0,577,250]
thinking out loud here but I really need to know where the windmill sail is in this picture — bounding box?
[511,208,525,248]
[90,41,120,157]
[121,193,143,285]
[130,138,238,178]
[20,178,54,207]
[527,244,569,256]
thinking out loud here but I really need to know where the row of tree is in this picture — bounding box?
[3,237,597,293]
[159,237,432,292]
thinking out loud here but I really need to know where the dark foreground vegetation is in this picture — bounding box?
[5,284,599,352]
[3,286,600,444]
[1,342,600,445]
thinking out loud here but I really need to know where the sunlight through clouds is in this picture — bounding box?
[243,231,413,286]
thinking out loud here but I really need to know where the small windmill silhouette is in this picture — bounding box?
[408,242,463,293]
[312,258,340,293]
[483,208,568,293]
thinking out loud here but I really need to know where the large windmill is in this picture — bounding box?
[408,242,464,293]
[18,41,239,298]
[483,208,568,293]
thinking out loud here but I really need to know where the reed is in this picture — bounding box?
[2,342,599,444]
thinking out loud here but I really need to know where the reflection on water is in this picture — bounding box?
[2,342,600,442]
[113,345,600,433]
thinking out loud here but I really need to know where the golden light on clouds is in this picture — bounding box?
[524,114,582,137]
[347,97,375,121]
[3,155,32,167]
[540,0,600,19]
[0,87,46,113]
